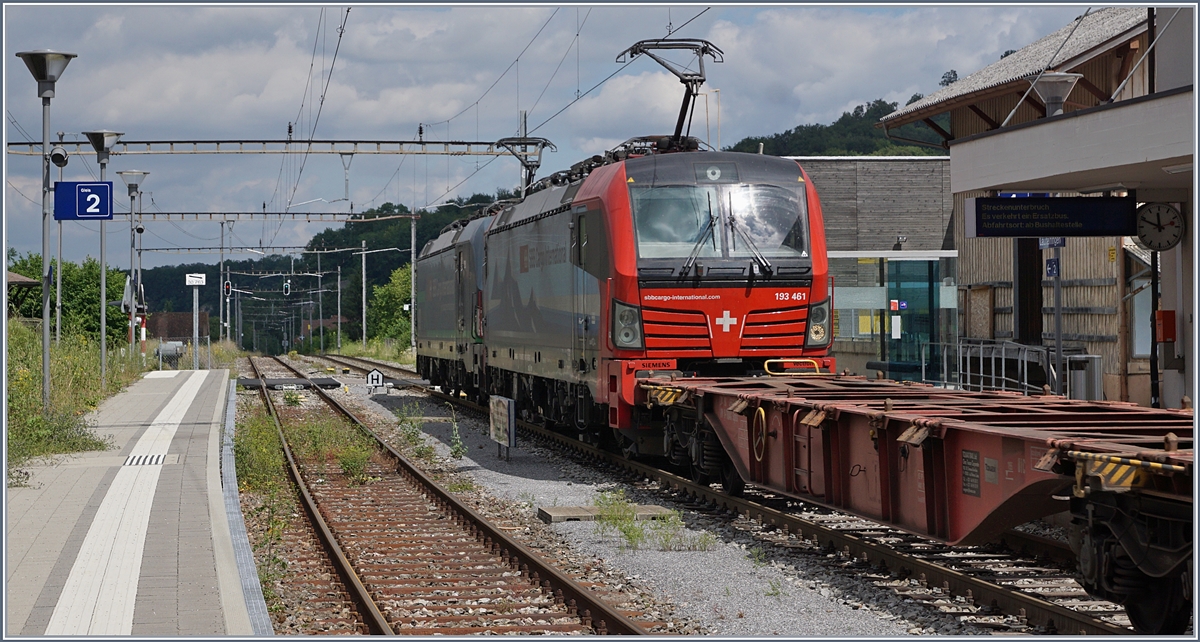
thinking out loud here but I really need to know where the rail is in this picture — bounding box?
[317,353,1134,635]
[246,357,394,635]
[267,355,647,636]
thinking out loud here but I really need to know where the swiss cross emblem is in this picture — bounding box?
[714,310,738,332]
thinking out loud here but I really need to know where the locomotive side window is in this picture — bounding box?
[571,206,610,279]
[630,185,722,258]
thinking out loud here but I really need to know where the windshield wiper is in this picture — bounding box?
[727,194,772,274]
[681,193,717,276]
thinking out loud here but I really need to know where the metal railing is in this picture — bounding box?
[151,336,213,370]
[921,338,1082,395]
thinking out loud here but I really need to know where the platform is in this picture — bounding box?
[5,369,271,636]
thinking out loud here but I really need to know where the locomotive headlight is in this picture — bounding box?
[612,300,644,350]
[806,299,832,347]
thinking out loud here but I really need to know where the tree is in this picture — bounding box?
[1001,49,1017,59]
[7,252,127,347]
[366,264,412,345]
[728,98,946,156]
[939,70,959,87]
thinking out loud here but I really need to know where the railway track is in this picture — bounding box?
[312,352,1139,635]
[249,355,648,635]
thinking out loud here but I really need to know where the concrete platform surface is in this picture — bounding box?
[5,369,262,636]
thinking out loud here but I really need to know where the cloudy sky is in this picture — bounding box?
[5,3,1084,269]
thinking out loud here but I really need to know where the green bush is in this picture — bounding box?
[6,323,128,478]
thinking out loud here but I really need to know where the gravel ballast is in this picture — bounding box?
[320,361,994,637]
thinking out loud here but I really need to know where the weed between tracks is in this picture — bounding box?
[234,401,295,613]
[593,489,718,552]
[285,415,380,485]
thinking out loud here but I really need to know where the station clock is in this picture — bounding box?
[1135,202,1186,251]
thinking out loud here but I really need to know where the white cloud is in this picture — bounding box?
[4,4,1084,268]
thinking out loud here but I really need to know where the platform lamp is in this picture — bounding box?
[84,130,123,390]
[1026,72,1083,117]
[16,49,77,412]
[116,170,147,359]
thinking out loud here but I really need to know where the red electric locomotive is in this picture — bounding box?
[418,136,834,489]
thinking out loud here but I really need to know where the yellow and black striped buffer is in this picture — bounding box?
[1084,459,1146,491]
[640,385,690,407]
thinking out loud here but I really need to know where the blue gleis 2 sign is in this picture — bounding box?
[53,181,113,220]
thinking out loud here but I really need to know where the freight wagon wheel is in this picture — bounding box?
[1123,572,1192,634]
[721,461,745,497]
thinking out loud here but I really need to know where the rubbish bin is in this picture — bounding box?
[1068,355,1102,400]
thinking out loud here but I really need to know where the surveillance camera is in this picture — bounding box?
[136,224,145,234]
[50,146,69,168]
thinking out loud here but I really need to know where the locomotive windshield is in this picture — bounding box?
[630,185,721,259]
[625,153,810,269]
[630,183,807,260]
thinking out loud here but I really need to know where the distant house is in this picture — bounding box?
[6,271,39,317]
[879,7,1194,407]
[147,311,210,339]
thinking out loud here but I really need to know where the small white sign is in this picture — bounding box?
[185,273,206,286]
[489,395,516,447]
[366,369,385,387]
[891,315,902,340]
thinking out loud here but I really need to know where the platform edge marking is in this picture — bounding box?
[44,371,208,634]
[222,379,275,635]
[206,372,254,635]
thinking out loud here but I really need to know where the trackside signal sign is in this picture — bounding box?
[54,181,114,220]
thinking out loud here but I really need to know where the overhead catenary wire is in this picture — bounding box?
[530,7,710,135]
[267,8,327,213]
[275,6,351,249]
[527,8,592,119]
[424,8,560,130]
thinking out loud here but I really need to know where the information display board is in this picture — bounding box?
[966,197,1136,238]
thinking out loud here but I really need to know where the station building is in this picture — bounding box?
[791,157,955,378]
[879,6,1194,407]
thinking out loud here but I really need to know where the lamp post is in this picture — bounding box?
[53,132,67,346]
[83,130,123,390]
[117,170,147,359]
[17,49,77,411]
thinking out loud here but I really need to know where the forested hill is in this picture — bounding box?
[139,190,510,331]
[728,97,947,156]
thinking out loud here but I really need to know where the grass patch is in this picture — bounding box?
[233,400,294,613]
[393,401,439,463]
[748,545,768,567]
[444,478,477,493]
[284,415,377,476]
[593,489,718,552]
[337,338,415,366]
[337,443,374,484]
[282,390,302,406]
[5,323,138,481]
